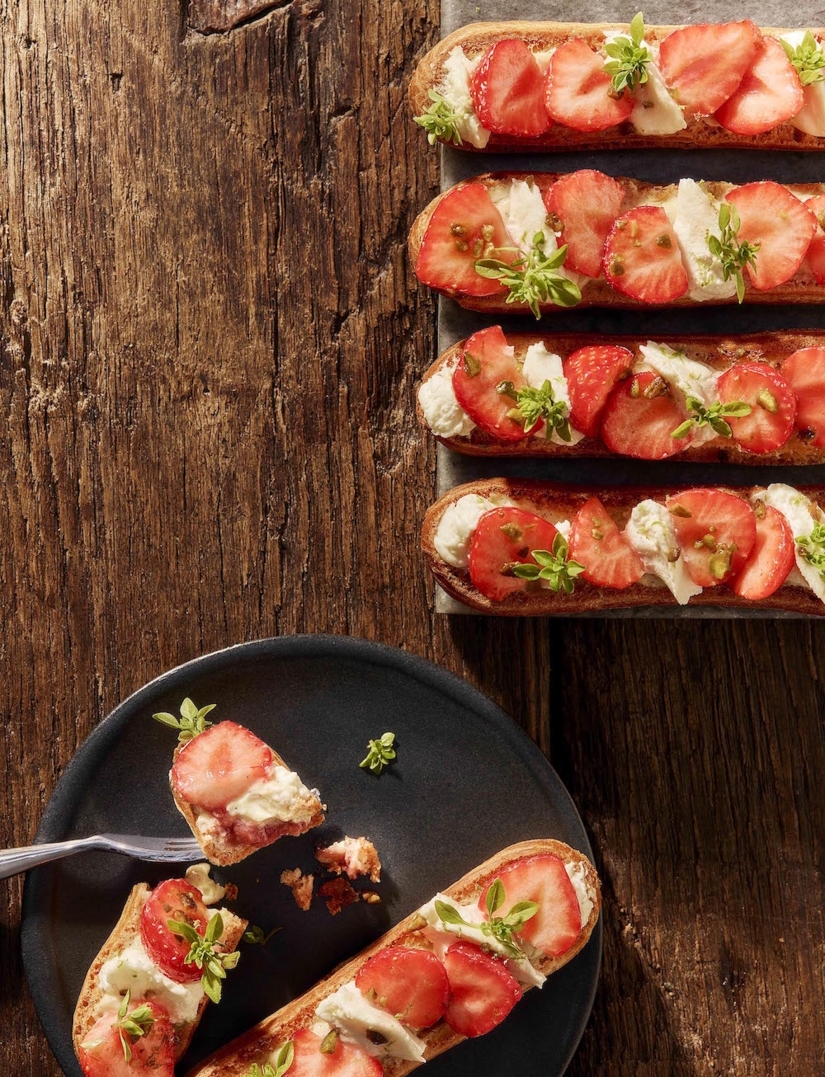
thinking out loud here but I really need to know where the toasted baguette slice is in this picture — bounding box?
[423,479,825,617]
[410,21,825,152]
[419,330,825,464]
[409,173,825,312]
[171,724,325,867]
[72,882,247,1064]
[186,839,600,1077]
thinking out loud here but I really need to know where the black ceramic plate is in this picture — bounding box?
[21,635,601,1077]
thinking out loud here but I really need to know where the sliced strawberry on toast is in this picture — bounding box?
[569,497,645,590]
[414,183,513,297]
[468,507,560,601]
[478,853,581,958]
[666,489,756,586]
[140,879,211,983]
[715,36,803,135]
[470,40,552,137]
[804,193,825,284]
[172,722,271,812]
[289,1028,382,1077]
[657,20,761,116]
[716,362,797,453]
[452,325,534,441]
[442,942,522,1038]
[545,39,633,132]
[725,182,817,291]
[77,999,175,1077]
[546,170,626,278]
[563,344,634,438]
[355,946,450,1029]
[600,371,690,459]
[602,206,688,304]
[731,503,794,600]
[782,346,825,447]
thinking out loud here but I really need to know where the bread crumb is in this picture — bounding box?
[280,868,314,911]
[319,877,360,915]
[315,836,381,883]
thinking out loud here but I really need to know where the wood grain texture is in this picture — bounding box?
[1,1,824,1076]
[188,0,285,33]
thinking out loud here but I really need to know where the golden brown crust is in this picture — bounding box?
[422,479,825,617]
[409,173,825,312]
[172,741,325,867]
[409,21,825,152]
[72,883,247,1062]
[418,330,825,464]
[185,840,601,1077]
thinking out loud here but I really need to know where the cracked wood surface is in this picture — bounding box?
[1,1,824,1075]
[188,0,285,33]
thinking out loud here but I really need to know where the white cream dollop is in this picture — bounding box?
[225,765,317,825]
[637,339,720,445]
[184,863,226,906]
[522,343,586,445]
[418,361,476,438]
[664,180,737,302]
[315,982,427,1062]
[624,499,702,606]
[419,893,546,988]
[439,47,491,149]
[761,484,825,602]
[565,861,594,925]
[433,493,511,569]
[98,935,204,1025]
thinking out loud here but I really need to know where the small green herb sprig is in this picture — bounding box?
[414,90,465,146]
[603,12,652,96]
[475,233,581,319]
[707,203,760,304]
[496,379,572,440]
[510,534,586,595]
[113,990,156,1063]
[243,923,282,946]
[671,396,752,439]
[781,31,825,85]
[244,1042,295,1077]
[153,697,216,743]
[435,879,539,959]
[167,913,241,1004]
[360,732,397,775]
[797,522,825,575]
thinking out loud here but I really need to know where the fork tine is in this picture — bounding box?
[100,834,203,862]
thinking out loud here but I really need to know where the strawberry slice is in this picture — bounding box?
[78,999,175,1077]
[803,194,825,285]
[563,344,634,438]
[725,182,817,291]
[469,40,552,137]
[715,37,803,135]
[414,183,513,297]
[545,39,634,132]
[140,878,211,983]
[171,720,271,811]
[731,503,794,600]
[452,325,533,442]
[478,853,582,958]
[600,371,690,459]
[468,507,560,601]
[442,942,522,1038]
[602,207,688,304]
[666,489,756,587]
[545,170,626,278]
[289,1028,383,1077]
[781,346,825,447]
[716,362,797,453]
[355,946,450,1029]
[657,21,761,117]
[569,496,645,590]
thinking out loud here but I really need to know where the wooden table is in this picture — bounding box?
[2,1,824,1073]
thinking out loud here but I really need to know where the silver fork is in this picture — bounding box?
[0,834,203,880]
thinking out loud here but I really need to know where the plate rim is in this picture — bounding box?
[21,633,602,1077]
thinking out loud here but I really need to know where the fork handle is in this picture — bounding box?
[0,836,100,880]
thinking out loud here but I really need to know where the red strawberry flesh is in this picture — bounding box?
[603,206,688,304]
[716,362,796,454]
[657,21,761,117]
[725,182,816,291]
[546,170,626,278]
[140,878,211,983]
[171,720,272,812]
[545,39,633,132]
[289,1028,383,1077]
[731,503,794,600]
[781,346,825,447]
[77,999,175,1077]
[715,36,803,135]
[563,344,634,438]
[443,942,522,1038]
[666,488,756,587]
[355,946,450,1029]
[600,371,690,460]
[569,496,645,590]
[452,325,535,442]
[468,507,560,601]
[470,39,552,137]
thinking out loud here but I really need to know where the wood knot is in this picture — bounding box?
[9,298,28,330]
